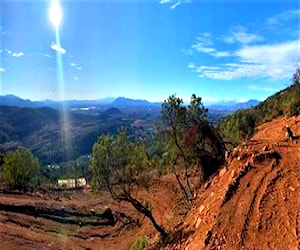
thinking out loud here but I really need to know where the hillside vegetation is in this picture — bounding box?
[0,106,152,163]
[219,82,300,145]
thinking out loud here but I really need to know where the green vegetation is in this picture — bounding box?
[40,155,91,185]
[90,128,167,237]
[219,68,300,145]
[89,94,226,236]
[130,236,148,250]
[160,94,225,202]
[1,149,40,190]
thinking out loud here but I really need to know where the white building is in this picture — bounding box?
[57,178,87,189]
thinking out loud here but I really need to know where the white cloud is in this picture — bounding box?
[189,32,299,80]
[159,0,171,3]
[193,39,299,80]
[202,96,221,104]
[191,33,231,58]
[0,67,5,73]
[266,9,300,26]
[11,52,25,57]
[188,62,195,69]
[51,43,66,54]
[74,76,79,81]
[44,54,52,58]
[160,0,190,7]
[170,2,181,9]
[5,49,12,55]
[248,85,277,92]
[235,40,300,80]
[223,29,264,44]
[70,62,82,70]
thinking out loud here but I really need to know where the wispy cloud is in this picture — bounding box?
[266,9,300,26]
[159,0,171,3]
[188,9,300,81]
[170,2,180,9]
[191,33,231,58]
[11,52,25,57]
[44,54,52,58]
[235,40,299,67]
[70,62,82,70]
[248,85,277,92]
[188,62,196,69]
[223,27,264,44]
[5,49,12,55]
[159,0,190,9]
[51,43,66,54]
[192,40,299,80]
[0,67,5,73]
[74,76,79,81]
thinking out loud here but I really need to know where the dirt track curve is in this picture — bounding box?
[165,116,300,250]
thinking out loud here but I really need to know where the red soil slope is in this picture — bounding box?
[0,174,181,250]
[165,116,300,250]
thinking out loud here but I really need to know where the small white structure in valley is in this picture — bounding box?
[57,178,87,189]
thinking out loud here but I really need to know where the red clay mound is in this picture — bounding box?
[164,116,300,250]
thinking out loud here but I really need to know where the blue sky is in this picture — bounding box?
[0,0,299,104]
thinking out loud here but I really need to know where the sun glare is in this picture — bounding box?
[49,0,62,28]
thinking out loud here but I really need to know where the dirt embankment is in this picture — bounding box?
[0,174,181,250]
[162,116,300,250]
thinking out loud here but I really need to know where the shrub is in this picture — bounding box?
[130,236,148,250]
[1,149,40,190]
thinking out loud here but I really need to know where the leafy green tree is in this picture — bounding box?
[161,94,225,202]
[2,149,40,190]
[161,95,192,202]
[185,94,225,178]
[90,129,167,238]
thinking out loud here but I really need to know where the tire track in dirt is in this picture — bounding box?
[296,209,300,249]
[240,159,279,247]
[165,117,300,250]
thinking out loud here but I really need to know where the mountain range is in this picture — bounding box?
[0,95,259,111]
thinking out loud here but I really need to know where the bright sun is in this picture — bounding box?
[49,0,62,28]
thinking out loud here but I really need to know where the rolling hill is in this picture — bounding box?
[0,106,133,164]
[219,83,300,144]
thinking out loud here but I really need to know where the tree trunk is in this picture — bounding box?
[172,161,191,203]
[119,194,168,238]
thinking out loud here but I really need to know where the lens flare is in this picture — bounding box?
[49,0,62,28]
[49,0,72,160]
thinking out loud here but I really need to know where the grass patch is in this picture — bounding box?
[130,236,148,250]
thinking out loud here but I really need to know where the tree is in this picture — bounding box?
[161,95,192,202]
[1,149,40,190]
[90,129,167,238]
[185,94,225,178]
[161,94,225,202]
[292,64,300,85]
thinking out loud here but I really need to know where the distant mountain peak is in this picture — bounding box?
[112,97,152,107]
[207,99,260,111]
